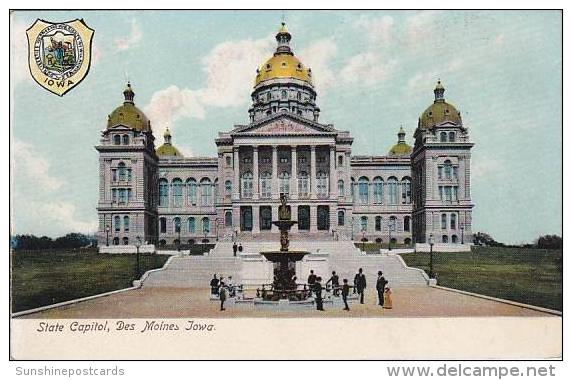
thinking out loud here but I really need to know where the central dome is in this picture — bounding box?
[418,81,462,129]
[107,83,151,132]
[254,23,313,87]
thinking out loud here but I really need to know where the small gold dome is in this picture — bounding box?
[156,144,183,157]
[107,83,151,132]
[389,142,413,156]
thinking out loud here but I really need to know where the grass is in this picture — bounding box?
[401,246,563,311]
[11,249,169,313]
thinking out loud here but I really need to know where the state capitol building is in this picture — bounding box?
[96,23,474,248]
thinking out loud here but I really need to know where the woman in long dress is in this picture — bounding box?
[383,287,393,309]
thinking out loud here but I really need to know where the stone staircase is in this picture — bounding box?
[142,239,428,288]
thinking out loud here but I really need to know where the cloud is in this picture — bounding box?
[12,139,64,191]
[298,38,338,93]
[114,18,142,51]
[405,11,441,47]
[35,201,98,234]
[407,58,464,94]
[339,53,397,86]
[353,15,395,46]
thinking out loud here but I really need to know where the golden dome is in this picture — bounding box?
[254,23,313,87]
[419,81,462,128]
[389,142,413,156]
[156,144,183,157]
[107,83,151,132]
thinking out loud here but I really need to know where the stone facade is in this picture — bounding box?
[96,24,474,248]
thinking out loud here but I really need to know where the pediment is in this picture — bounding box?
[233,114,336,136]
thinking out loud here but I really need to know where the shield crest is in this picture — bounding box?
[26,19,94,96]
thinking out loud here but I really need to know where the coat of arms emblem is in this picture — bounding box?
[26,19,94,96]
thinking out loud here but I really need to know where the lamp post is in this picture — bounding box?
[428,233,435,278]
[135,236,142,278]
[460,222,465,244]
[351,216,355,241]
[362,231,366,252]
[203,229,208,254]
[105,225,110,246]
[388,218,395,251]
[176,219,181,252]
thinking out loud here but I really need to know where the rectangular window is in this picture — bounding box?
[441,214,447,229]
[160,218,166,234]
[112,169,117,182]
[438,166,443,180]
[453,166,458,180]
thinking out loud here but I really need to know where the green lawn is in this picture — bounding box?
[11,250,169,313]
[401,246,562,311]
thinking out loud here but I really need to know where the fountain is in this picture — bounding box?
[258,194,312,302]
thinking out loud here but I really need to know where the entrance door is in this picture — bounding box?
[260,206,272,230]
[298,206,310,230]
[240,206,253,231]
[317,205,330,230]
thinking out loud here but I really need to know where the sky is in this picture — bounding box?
[10,10,562,244]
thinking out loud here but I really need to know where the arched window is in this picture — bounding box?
[159,179,169,206]
[225,211,232,227]
[279,171,290,195]
[118,162,127,181]
[260,172,271,198]
[360,216,368,232]
[201,178,212,205]
[440,132,447,142]
[404,216,411,232]
[401,177,411,204]
[444,160,452,179]
[297,91,301,100]
[281,90,287,100]
[316,171,328,197]
[241,172,253,198]
[122,135,129,145]
[159,217,166,233]
[113,135,121,145]
[389,216,397,232]
[358,177,369,204]
[375,216,382,231]
[173,217,181,233]
[373,177,383,204]
[448,132,455,142]
[172,178,183,207]
[202,217,210,234]
[338,155,343,166]
[441,213,447,229]
[451,235,458,243]
[387,177,398,205]
[123,216,130,232]
[114,215,121,232]
[442,235,449,243]
[298,171,309,197]
[350,178,356,202]
[123,237,129,245]
[450,213,457,230]
[187,217,195,233]
[113,237,120,245]
[337,210,345,226]
[337,180,344,197]
[267,92,271,101]
[186,178,197,205]
[224,180,232,195]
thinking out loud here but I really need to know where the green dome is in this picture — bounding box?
[389,142,412,156]
[107,83,151,132]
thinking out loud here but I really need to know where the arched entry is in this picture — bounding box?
[317,205,330,230]
[298,206,310,230]
[260,206,272,230]
[240,206,252,231]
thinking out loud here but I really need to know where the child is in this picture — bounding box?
[383,286,393,309]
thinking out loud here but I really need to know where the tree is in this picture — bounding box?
[472,232,503,247]
[536,235,562,250]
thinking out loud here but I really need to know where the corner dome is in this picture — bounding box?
[388,127,412,156]
[107,83,151,132]
[254,23,313,87]
[418,81,462,129]
[156,128,183,158]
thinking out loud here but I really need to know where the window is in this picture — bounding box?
[202,217,210,234]
[404,216,411,232]
[297,92,301,100]
[172,178,183,207]
[401,177,411,204]
[375,216,382,231]
[159,179,169,206]
[298,171,309,197]
[123,216,130,232]
[316,171,328,197]
[113,237,119,245]
[187,178,197,204]
[358,177,369,204]
[442,235,449,243]
[389,216,397,232]
[438,166,443,179]
[298,157,307,164]
[453,166,458,180]
[260,172,271,198]
[388,177,398,205]
[337,180,344,197]
[444,160,452,179]
[122,135,129,145]
[337,210,345,226]
[338,156,343,166]
[360,216,368,232]
[441,214,447,229]
[187,217,195,233]
[112,169,117,182]
[449,132,455,142]
[279,156,289,163]
[241,172,253,198]
[225,180,232,195]
[118,188,128,204]
[451,235,458,243]
[118,162,127,181]
[279,172,290,195]
[225,211,232,227]
[281,90,287,100]
[440,132,447,142]
[225,156,231,166]
[450,213,457,230]
[114,216,121,232]
[160,217,166,233]
[201,179,212,205]
[112,188,118,203]
[267,92,271,101]
[113,135,121,145]
[173,217,181,233]
[373,177,383,204]
[243,157,252,164]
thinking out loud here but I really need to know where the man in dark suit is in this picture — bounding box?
[232,242,238,256]
[326,271,340,296]
[376,270,388,307]
[315,277,324,311]
[307,269,317,293]
[341,278,350,311]
[209,274,219,295]
[354,268,366,304]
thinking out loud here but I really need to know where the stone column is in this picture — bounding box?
[252,205,260,233]
[310,145,317,199]
[253,146,259,200]
[310,204,317,232]
[233,147,240,200]
[329,145,337,198]
[291,146,298,199]
[271,145,278,198]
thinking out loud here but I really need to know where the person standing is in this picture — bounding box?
[326,271,340,296]
[341,278,350,311]
[209,274,219,295]
[219,281,227,311]
[227,275,235,297]
[376,271,388,307]
[232,242,238,257]
[307,270,317,293]
[354,268,366,304]
[238,243,243,254]
[315,277,324,311]
[383,286,393,309]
